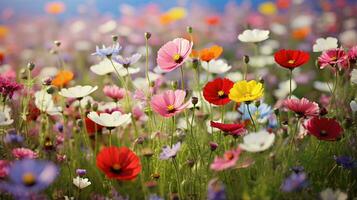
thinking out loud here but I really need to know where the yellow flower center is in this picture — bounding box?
[111,163,122,174]
[173,54,181,61]
[22,172,36,186]
[167,104,175,112]
[331,56,337,61]
[217,90,225,97]
[288,59,295,64]
[112,163,121,170]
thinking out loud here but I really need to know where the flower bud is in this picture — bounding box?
[191,97,198,105]
[151,173,160,179]
[171,81,178,90]
[76,169,87,177]
[186,26,193,34]
[54,40,61,47]
[144,32,151,40]
[92,102,98,111]
[150,81,155,87]
[42,77,53,86]
[192,58,199,69]
[209,141,218,151]
[76,119,83,128]
[255,101,261,107]
[27,62,35,71]
[243,55,250,64]
[112,35,118,42]
[46,86,57,94]
[85,101,91,110]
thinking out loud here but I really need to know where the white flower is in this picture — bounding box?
[226,72,243,82]
[201,59,232,74]
[87,111,131,128]
[291,15,313,29]
[34,91,62,116]
[350,100,357,113]
[97,102,119,112]
[320,188,347,200]
[313,37,338,52]
[274,79,297,99]
[239,130,275,152]
[0,108,13,126]
[238,29,270,43]
[249,55,275,68]
[73,176,91,189]
[59,85,98,99]
[72,96,95,109]
[270,23,287,36]
[313,81,333,92]
[90,59,140,76]
[351,69,357,84]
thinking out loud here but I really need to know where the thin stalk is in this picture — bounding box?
[289,69,293,99]
[246,104,257,132]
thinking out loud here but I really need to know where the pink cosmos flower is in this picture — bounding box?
[132,105,147,122]
[283,98,319,118]
[12,147,38,159]
[157,38,193,72]
[348,45,357,63]
[318,48,348,70]
[210,148,241,171]
[103,85,126,101]
[0,160,10,178]
[150,90,190,117]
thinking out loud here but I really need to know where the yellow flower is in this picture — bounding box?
[229,80,264,103]
[258,2,277,16]
[160,7,187,25]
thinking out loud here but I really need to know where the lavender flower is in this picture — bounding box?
[92,43,122,58]
[281,172,308,192]
[159,142,181,160]
[0,76,23,99]
[3,129,24,144]
[149,194,164,200]
[76,168,87,177]
[207,178,226,200]
[334,156,357,169]
[113,53,141,68]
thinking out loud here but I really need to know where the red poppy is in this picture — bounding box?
[205,15,221,26]
[96,146,141,181]
[203,78,234,106]
[210,121,246,137]
[85,116,103,136]
[274,49,310,70]
[303,117,342,141]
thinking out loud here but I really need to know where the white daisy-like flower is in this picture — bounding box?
[313,81,333,93]
[226,72,243,82]
[87,111,131,128]
[274,79,297,99]
[201,59,232,74]
[239,130,275,152]
[312,37,338,52]
[34,91,62,116]
[351,69,357,84]
[238,29,270,43]
[73,176,91,189]
[350,100,357,113]
[90,59,140,76]
[0,108,13,126]
[270,23,287,36]
[249,55,275,68]
[59,85,98,99]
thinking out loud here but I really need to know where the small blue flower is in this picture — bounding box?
[334,156,357,169]
[281,172,308,192]
[159,142,181,160]
[3,129,23,144]
[238,102,273,122]
[76,168,87,177]
[92,43,122,58]
[113,53,141,68]
[207,178,226,200]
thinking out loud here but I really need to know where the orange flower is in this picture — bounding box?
[205,16,221,26]
[0,26,9,39]
[45,1,66,15]
[52,70,74,88]
[193,45,223,62]
[276,0,291,9]
[292,27,310,40]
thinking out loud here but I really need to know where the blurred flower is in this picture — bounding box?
[282,98,319,118]
[350,100,357,113]
[203,78,234,106]
[320,188,347,200]
[12,148,38,159]
[238,29,269,43]
[238,102,273,123]
[274,49,310,70]
[96,146,141,180]
[209,142,219,151]
[90,59,140,76]
[0,110,13,126]
[59,85,98,99]
[149,194,164,200]
[4,130,23,144]
[258,2,277,16]
[313,37,338,52]
[76,169,86,177]
[303,117,342,141]
[281,172,308,192]
[113,53,141,68]
[0,75,23,99]
[276,0,291,9]
[334,156,357,169]
[201,59,232,74]
[92,43,121,58]
[34,90,62,116]
[160,7,187,25]
[291,27,310,40]
[192,45,223,62]
[351,69,357,84]
[0,159,58,197]
[87,111,131,128]
[318,48,348,70]
[210,148,241,171]
[45,1,65,15]
[210,121,246,137]
[239,130,275,152]
[207,178,226,200]
[103,85,126,101]
[229,80,264,103]
[157,38,192,72]
[159,142,181,160]
[73,176,91,189]
[348,45,357,63]
[205,15,221,26]
[313,81,332,93]
[51,70,74,88]
[0,50,4,64]
[0,160,9,178]
[150,90,190,117]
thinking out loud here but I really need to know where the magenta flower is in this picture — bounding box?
[103,85,126,101]
[150,90,190,117]
[283,98,319,118]
[210,148,241,171]
[12,148,38,159]
[157,38,193,72]
[348,45,357,63]
[0,160,10,178]
[318,48,348,70]
[0,75,23,99]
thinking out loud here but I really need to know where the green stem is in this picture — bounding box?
[246,103,257,132]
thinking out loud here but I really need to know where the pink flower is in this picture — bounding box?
[318,48,348,70]
[283,98,319,118]
[132,105,147,121]
[150,90,190,117]
[348,45,357,63]
[0,160,10,178]
[133,89,147,102]
[103,85,126,101]
[12,147,38,159]
[157,38,193,72]
[210,148,241,171]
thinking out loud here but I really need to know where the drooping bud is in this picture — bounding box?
[186,26,193,34]
[171,81,178,90]
[112,35,118,42]
[46,86,57,94]
[144,32,151,40]
[27,62,35,71]
[243,55,250,64]
[54,40,61,47]
[191,97,198,105]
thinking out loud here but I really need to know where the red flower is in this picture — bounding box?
[210,121,246,137]
[274,49,310,70]
[303,117,342,141]
[203,78,234,106]
[85,116,103,136]
[96,146,141,181]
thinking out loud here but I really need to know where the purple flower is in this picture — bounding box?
[0,75,23,99]
[149,194,164,200]
[113,53,141,68]
[334,156,357,169]
[159,142,181,160]
[207,178,226,200]
[92,43,122,58]
[0,159,58,198]
[3,129,23,144]
[281,172,308,192]
[209,142,218,151]
[76,169,87,177]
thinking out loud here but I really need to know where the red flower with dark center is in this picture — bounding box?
[210,121,246,137]
[274,49,310,70]
[96,146,141,181]
[303,117,342,141]
[203,78,234,106]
